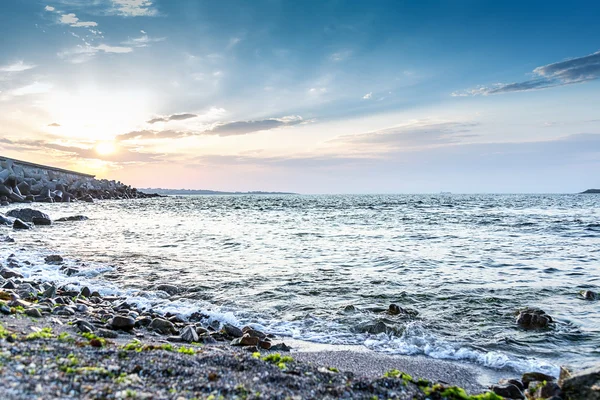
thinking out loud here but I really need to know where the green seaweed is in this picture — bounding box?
[177,346,195,355]
[25,327,53,340]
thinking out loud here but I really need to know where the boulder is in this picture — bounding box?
[491,384,525,399]
[56,215,89,222]
[45,255,64,264]
[516,308,553,329]
[561,365,600,400]
[148,318,176,335]
[223,324,244,338]
[521,372,556,388]
[580,290,598,300]
[13,219,32,230]
[354,320,390,335]
[181,325,199,343]
[0,268,24,279]
[231,334,260,347]
[111,315,136,331]
[7,209,51,225]
[0,214,12,225]
[156,284,180,295]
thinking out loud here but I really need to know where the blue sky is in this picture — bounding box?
[0,0,599,193]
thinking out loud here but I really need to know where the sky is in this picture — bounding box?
[0,0,599,193]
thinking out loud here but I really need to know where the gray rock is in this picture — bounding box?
[516,308,553,329]
[111,315,136,331]
[148,318,176,335]
[580,290,598,300]
[223,324,244,338]
[42,285,56,298]
[96,328,118,338]
[7,208,51,225]
[270,343,292,352]
[80,286,91,297]
[156,284,180,295]
[0,214,12,225]
[521,372,556,388]
[532,382,561,399]
[56,215,89,222]
[24,308,43,318]
[0,303,11,315]
[0,268,23,279]
[13,219,32,230]
[0,235,15,242]
[45,255,64,264]
[52,306,75,316]
[562,364,600,400]
[491,384,524,399]
[181,325,199,343]
[75,319,95,333]
[355,320,390,335]
[231,334,260,347]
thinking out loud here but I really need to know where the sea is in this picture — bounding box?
[2,194,599,377]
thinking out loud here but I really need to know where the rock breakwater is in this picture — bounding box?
[0,157,159,205]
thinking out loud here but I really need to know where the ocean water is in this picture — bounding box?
[2,194,599,376]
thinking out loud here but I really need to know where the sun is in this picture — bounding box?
[95,141,117,155]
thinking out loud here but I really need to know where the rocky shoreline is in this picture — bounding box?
[0,157,159,206]
[1,208,599,398]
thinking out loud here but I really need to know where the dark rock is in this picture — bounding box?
[45,255,64,264]
[0,268,23,279]
[343,305,358,313]
[580,290,598,300]
[231,334,260,347]
[111,315,136,331]
[270,343,292,352]
[42,285,56,298]
[75,319,95,333]
[533,382,561,399]
[52,305,75,316]
[223,324,244,338]
[7,208,51,225]
[80,286,91,297]
[259,340,272,350]
[181,325,199,343]
[562,364,600,400]
[156,284,180,295]
[355,320,390,335]
[148,318,176,335]
[0,214,12,225]
[56,215,89,222]
[196,327,209,335]
[0,304,11,315]
[0,235,15,242]
[507,379,525,392]
[13,219,32,230]
[491,384,525,399]
[96,328,118,338]
[2,281,16,290]
[522,372,556,388]
[24,308,43,318]
[516,309,553,329]
[135,316,152,328]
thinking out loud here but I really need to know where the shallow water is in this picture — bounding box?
[2,194,599,376]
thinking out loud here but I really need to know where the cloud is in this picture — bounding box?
[0,137,161,163]
[147,113,197,124]
[330,121,479,151]
[58,43,133,63]
[454,50,600,96]
[309,87,327,95]
[363,92,372,100]
[117,115,305,141]
[122,34,165,47]
[48,122,61,127]
[111,0,157,17]
[45,5,55,11]
[227,37,241,49]
[0,61,36,73]
[59,13,98,27]
[330,50,352,62]
[9,82,53,96]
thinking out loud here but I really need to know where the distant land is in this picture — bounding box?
[140,188,298,195]
[581,189,600,194]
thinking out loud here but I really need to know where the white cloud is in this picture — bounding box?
[330,50,352,62]
[58,43,133,63]
[60,13,98,27]
[111,0,157,17]
[363,92,372,100]
[227,37,241,49]
[122,34,165,47]
[95,44,133,53]
[44,5,55,12]
[309,87,328,94]
[0,61,36,73]
[10,82,53,96]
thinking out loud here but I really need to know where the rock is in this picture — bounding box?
[491,384,524,399]
[533,382,561,399]
[231,334,260,347]
[559,366,572,387]
[6,208,51,225]
[355,320,390,335]
[259,340,272,350]
[135,316,152,328]
[521,372,556,388]
[580,290,598,300]
[111,315,136,331]
[148,318,176,335]
[562,364,600,400]
[270,343,292,352]
[516,309,553,329]
[156,284,180,295]
[343,305,358,313]
[56,215,89,222]
[75,319,95,333]
[24,308,43,318]
[45,255,64,264]
[42,285,56,298]
[52,305,75,316]
[507,379,525,392]
[223,324,244,338]
[96,328,118,338]
[0,214,12,225]
[0,235,15,242]
[83,195,94,203]
[181,325,199,343]
[0,303,11,315]
[0,268,23,279]
[13,219,32,230]
[80,286,91,297]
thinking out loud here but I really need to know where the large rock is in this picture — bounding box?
[111,315,136,331]
[13,219,32,230]
[491,384,525,399]
[7,208,51,225]
[562,365,600,400]
[354,320,391,335]
[148,318,176,335]
[56,215,89,222]
[516,308,553,329]
[0,214,12,225]
[181,325,199,343]
[580,290,598,300]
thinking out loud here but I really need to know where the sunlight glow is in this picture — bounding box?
[96,141,117,155]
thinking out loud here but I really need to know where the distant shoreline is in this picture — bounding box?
[140,188,298,195]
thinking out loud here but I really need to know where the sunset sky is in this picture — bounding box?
[1,0,599,193]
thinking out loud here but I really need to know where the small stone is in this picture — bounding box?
[242,326,266,339]
[45,255,64,264]
[80,287,91,297]
[135,316,152,328]
[75,319,95,333]
[343,305,358,313]
[111,315,136,331]
[492,384,524,399]
[258,340,272,350]
[52,305,75,316]
[24,308,43,318]
[223,324,244,338]
[2,281,16,290]
[148,318,176,335]
[0,268,23,279]
[56,215,89,222]
[42,285,56,298]
[270,343,292,352]
[181,325,199,343]
[0,304,11,315]
[156,284,180,295]
[231,334,260,347]
[96,328,118,338]
[533,382,561,399]
[521,372,556,388]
